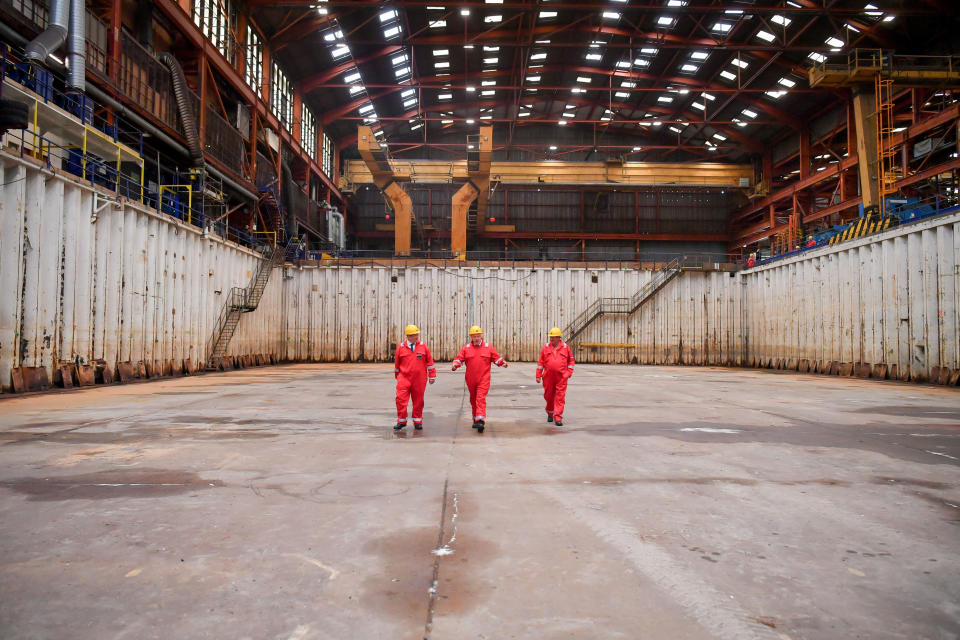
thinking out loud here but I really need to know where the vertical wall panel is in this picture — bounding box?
[1,157,958,390]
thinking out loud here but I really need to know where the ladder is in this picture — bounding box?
[204,236,299,368]
[875,74,899,217]
[563,256,687,344]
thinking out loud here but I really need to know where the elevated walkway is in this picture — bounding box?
[809,49,960,88]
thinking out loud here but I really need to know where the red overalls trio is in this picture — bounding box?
[394,324,574,433]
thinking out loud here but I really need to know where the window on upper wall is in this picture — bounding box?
[302,108,317,159]
[244,24,262,95]
[271,62,293,129]
[193,0,235,62]
[322,132,334,178]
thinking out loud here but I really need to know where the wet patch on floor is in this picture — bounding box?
[359,526,445,625]
[564,476,853,487]
[1,425,280,446]
[580,420,960,466]
[0,468,222,501]
[873,477,953,489]
[849,406,960,418]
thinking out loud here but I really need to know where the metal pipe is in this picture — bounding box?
[66,0,85,92]
[24,0,68,64]
[158,52,203,166]
[3,21,261,202]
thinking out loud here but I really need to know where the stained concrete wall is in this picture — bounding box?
[741,211,960,381]
[0,157,282,390]
[281,211,960,382]
[279,264,744,365]
[2,155,958,390]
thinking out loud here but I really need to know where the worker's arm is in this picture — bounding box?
[394,347,401,379]
[425,346,437,384]
[564,348,575,379]
[490,346,507,368]
[536,347,545,382]
[451,345,467,371]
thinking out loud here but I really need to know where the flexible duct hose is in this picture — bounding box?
[66,0,85,92]
[158,52,204,166]
[280,157,298,238]
[24,0,68,64]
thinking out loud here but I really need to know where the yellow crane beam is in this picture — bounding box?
[343,159,752,188]
[357,126,414,256]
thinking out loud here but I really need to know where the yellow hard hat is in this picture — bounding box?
[469,325,483,335]
[404,324,420,335]
[548,327,562,337]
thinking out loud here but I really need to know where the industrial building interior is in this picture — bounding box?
[0,0,959,638]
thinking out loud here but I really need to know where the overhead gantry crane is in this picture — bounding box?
[356,125,417,256]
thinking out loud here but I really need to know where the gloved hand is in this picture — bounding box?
[502,362,509,368]
[428,378,436,385]
[451,363,459,371]
[563,370,572,380]
[535,376,542,384]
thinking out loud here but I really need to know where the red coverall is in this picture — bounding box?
[452,341,506,421]
[394,340,437,425]
[537,341,575,420]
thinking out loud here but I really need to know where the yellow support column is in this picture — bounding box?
[357,126,414,256]
[451,180,480,259]
[852,88,881,212]
[383,181,412,256]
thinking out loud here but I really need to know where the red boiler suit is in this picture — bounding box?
[537,341,575,419]
[452,341,506,421]
[394,340,437,425]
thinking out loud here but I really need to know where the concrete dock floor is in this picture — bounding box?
[0,364,958,640]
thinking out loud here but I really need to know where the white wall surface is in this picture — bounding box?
[2,154,958,390]
[0,157,281,389]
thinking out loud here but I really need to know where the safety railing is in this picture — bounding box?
[755,192,960,267]
[294,248,737,266]
[562,256,686,343]
[810,49,960,80]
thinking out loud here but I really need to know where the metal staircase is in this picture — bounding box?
[563,256,687,344]
[205,236,299,369]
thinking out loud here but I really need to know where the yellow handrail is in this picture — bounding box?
[252,231,277,248]
[159,185,195,224]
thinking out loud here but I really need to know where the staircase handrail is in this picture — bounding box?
[565,256,687,344]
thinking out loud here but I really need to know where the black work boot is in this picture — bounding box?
[394,422,406,431]
[414,423,423,430]
[472,420,480,429]
[554,417,563,427]
[477,420,485,433]
[546,415,554,423]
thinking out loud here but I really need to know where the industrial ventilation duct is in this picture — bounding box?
[24,0,85,92]
[66,0,85,92]
[158,52,204,167]
[24,0,68,65]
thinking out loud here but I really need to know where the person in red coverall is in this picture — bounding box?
[394,324,437,431]
[451,325,508,433]
[536,327,575,427]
